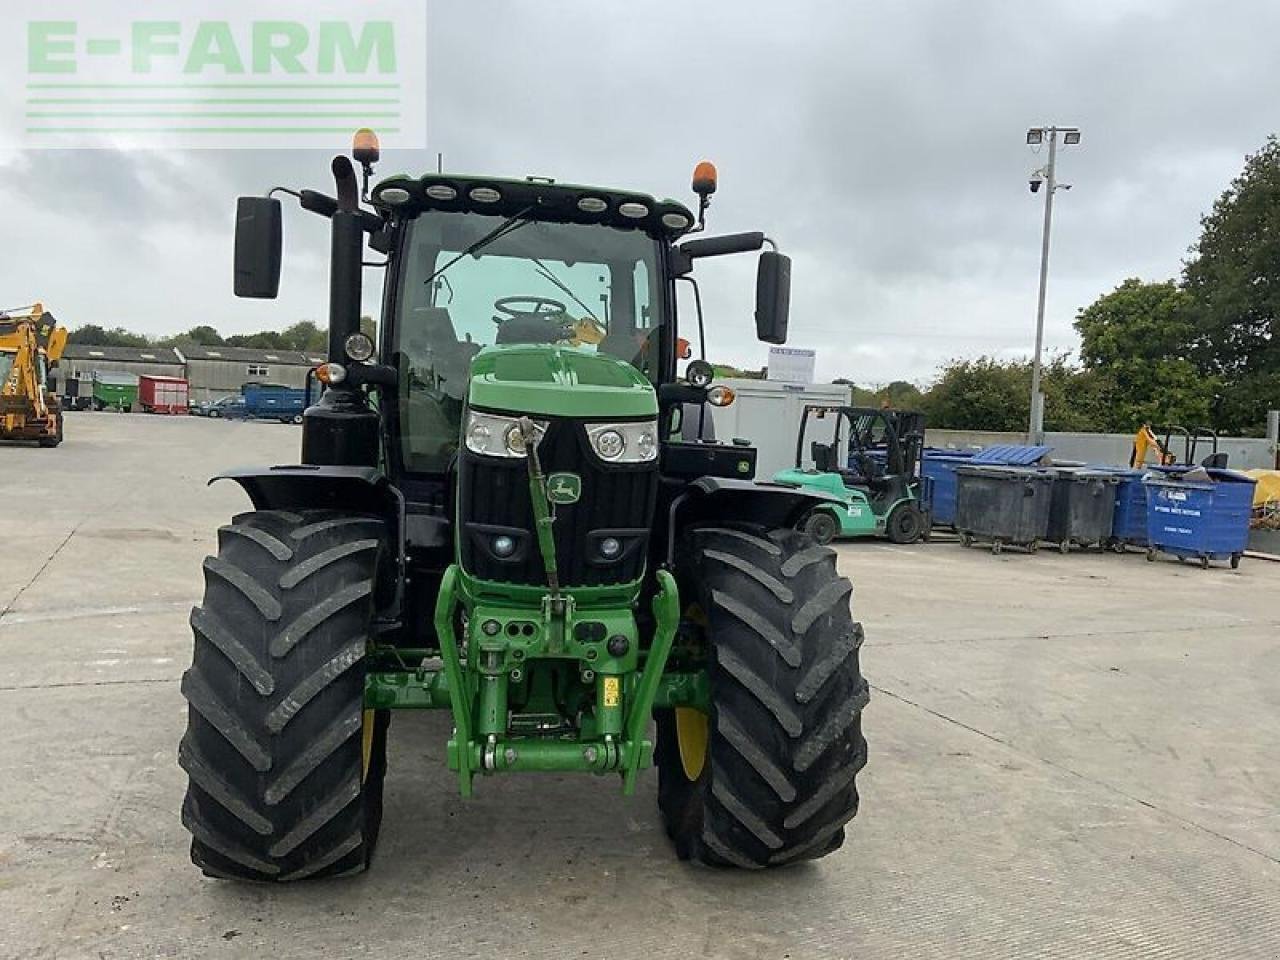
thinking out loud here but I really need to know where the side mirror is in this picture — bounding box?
[234,196,283,299]
[754,250,791,344]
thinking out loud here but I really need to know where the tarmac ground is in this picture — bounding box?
[2,412,1277,959]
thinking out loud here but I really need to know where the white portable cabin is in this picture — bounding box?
[708,379,852,480]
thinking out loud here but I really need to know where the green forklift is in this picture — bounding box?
[774,405,930,544]
[177,134,869,880]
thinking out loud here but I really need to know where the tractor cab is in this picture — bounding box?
[774,405,930,544]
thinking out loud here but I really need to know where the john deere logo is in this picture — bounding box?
[546,472,582,504]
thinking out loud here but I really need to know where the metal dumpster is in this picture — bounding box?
[955,465,1054,554]
[1043,468,1120,553]
[923,454,976,527]
[1144,468,1257,568]
[1100,468,1150,551]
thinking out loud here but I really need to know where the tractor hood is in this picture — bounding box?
[468,344,657,419]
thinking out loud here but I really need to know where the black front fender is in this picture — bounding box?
[211,465,395,516]
[664,477,845,564]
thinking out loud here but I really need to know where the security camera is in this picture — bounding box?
[1029,178,1043,194]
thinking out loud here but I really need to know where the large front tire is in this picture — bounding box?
[657,526,868,868]
[179,509,389,882]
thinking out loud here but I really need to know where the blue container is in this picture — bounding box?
[923,455,974,527]
[1144,469,1256,568]
[1091,467,1150,550]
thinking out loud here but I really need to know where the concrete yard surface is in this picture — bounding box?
[1,413,1278,959]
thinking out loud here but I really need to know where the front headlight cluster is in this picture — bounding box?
[586,420,658,463]
[464,411,543,458]
[464,411,658,463]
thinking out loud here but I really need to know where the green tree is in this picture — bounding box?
[920,357,1028,431]
[281,320,327,351]
[834,380,923,409]
[1183,136,1280,433]
[921,356,1108,433]
[875,380,925,410]
[1074,278,1215,430]
[161,325,225,347]
[67,324,152,347]
[225,331,288,349]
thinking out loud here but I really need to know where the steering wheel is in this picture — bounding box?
[493,296,567,323]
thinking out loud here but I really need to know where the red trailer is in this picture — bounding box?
[138,375,190,415]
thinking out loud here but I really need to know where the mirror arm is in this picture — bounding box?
[270,185,384,233]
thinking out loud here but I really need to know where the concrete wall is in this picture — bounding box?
[926,428,1280,470]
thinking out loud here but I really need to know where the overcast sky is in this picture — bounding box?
[3,0,1277,385]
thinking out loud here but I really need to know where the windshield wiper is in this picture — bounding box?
[531,257,600,322]
[423,204,535,287]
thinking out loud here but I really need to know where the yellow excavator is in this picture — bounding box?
[1130,424,1175,467]
[0,302,67,447]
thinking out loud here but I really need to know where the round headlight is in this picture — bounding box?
[618,202,648,219]
[468,420,491,451]
[343,332,374,362]
[599,537,622,560]
[577,196,608,213]
[425,183,458,201]
[469,187,501,204]
[595,429,625,460]
[504,423,527,455]
[492,535,516,558]
[379,187,411,206]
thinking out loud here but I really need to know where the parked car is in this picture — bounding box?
[191,395,245,418]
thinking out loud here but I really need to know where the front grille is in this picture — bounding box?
[458,417,658,587]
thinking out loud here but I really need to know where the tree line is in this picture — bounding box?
[69,320,329,352]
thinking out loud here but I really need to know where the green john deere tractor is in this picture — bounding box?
[178,133,869,880]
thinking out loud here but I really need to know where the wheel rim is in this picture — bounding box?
[361,708,375,782]
[674,707,709,781]
[894,508,921,541]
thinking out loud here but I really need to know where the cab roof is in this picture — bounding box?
[371,173,696,239]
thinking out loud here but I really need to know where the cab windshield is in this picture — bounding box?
[0,351,13,386]
[392,212,663,474]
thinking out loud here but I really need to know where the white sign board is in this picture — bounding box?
[767,347,816,383]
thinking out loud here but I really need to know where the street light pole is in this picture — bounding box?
[1029,130,1057,444]
[1025,125,1079,445]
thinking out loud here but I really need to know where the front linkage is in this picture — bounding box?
[428,564,680,796]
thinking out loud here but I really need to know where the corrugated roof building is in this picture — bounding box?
[60,345,185,381]
[59,344,325,404]
[180,346,326,402]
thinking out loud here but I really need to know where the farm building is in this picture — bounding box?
[59,345,185,383]
[57,344,326,405]
[178,346,326,403]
